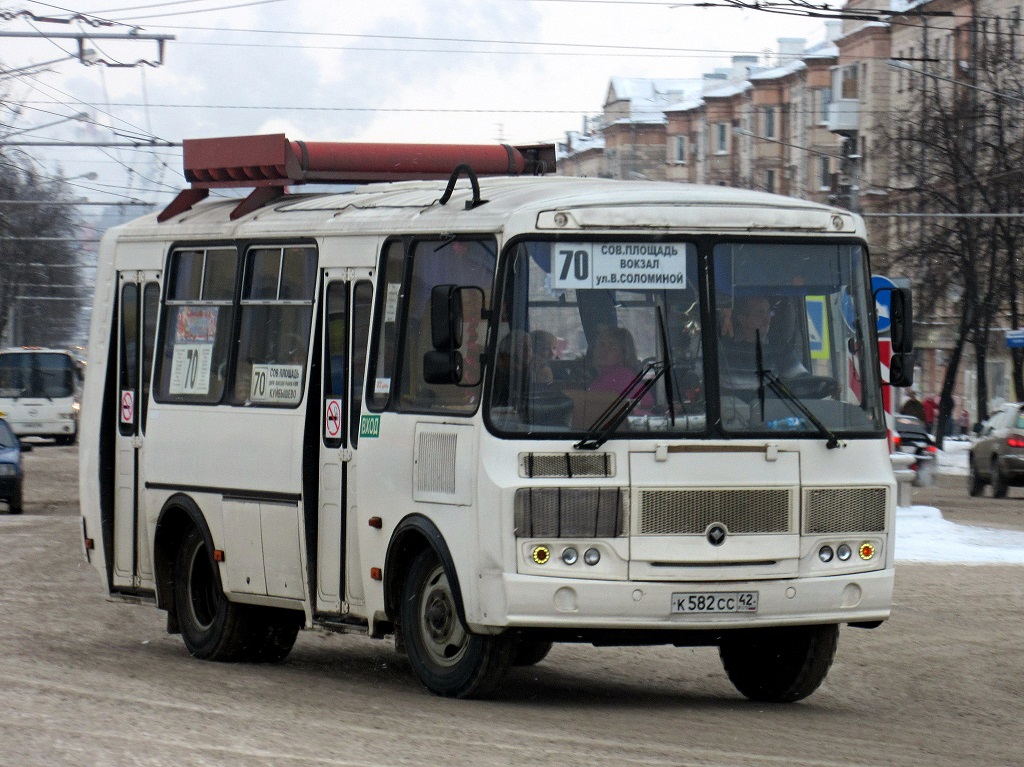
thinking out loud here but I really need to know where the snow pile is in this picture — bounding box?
[935,439,971,476]
[896,505,1024,564]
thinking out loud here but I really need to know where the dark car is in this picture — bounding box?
[893,414,937,485]
[968,402,1024,497]
[0,415,28,514]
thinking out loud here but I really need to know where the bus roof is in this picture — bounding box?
[109,176,866,243]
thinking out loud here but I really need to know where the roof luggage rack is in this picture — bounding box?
[159,133,556,222]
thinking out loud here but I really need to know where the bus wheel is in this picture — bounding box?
[400,549,514,698]
[719,624,839,703]
[992,460,1009,498]
[174,526,255,662]
[512,639,553,666]
[249,608,302,663]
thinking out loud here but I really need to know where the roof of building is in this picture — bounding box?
[605,77,703,123]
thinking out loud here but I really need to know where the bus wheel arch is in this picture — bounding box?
[154,494,212,619]
[384,514,467,630]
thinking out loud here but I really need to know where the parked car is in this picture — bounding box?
[0,413,30,514]
[968,402,1024,497]
[893,414,937,486]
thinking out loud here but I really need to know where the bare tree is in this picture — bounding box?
[883,10,1024,445]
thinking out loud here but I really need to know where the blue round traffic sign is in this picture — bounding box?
[872,275,896,335]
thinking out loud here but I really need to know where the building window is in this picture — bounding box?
[819,156,831,190]
[674,134,687,164]
[715,122,729,154]
[764,169,776,193]
[816,87,832,123]
[762,107,776,139]
[840,64,859,99]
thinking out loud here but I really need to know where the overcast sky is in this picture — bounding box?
[2,0,834,203]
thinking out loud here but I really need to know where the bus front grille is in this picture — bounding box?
[803,487,887,534]
[637,488,792,535]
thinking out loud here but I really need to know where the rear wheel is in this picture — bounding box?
[8,489,23,515]
[992,458,1009,498]
[400,549,514,698]
[719,624,839,703]
[174,526,259,661]
[968,457,985,497]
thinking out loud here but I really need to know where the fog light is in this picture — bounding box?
[532,545,550,565]
[818,545,834,563]
[837,543,852,561]
[583,547,601,566]
[561,547,579,565]
[859,542,875,560]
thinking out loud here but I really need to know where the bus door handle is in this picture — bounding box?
[340,448,353,462]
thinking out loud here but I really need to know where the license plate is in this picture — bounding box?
[671,591,758,614]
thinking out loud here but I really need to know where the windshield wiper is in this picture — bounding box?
[574,360,666,450]
[755,331,842,450]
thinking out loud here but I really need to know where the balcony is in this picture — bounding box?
[827,98,860,134]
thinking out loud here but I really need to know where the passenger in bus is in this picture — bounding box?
[528,329,557,385]
[493,330,573,425]
[588,325,653,411]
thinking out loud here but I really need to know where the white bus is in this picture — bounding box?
[0,347,82,444]
[80,134,912,701]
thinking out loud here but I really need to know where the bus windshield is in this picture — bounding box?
[487,239,883,439]
[0,352,79,399]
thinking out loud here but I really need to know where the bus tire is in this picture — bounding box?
[8,490,23,515]
[512,639,553,667]
[400,549,514,698]
[719,624,839,703]
[174,526,257,662]
[55,433,76,446]
[249,608,303,663]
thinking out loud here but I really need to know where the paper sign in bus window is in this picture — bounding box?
[168,307,219,395]
[249,364,303,405]
[550,243,686,290]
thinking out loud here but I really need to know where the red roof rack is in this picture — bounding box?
[159,133,556,222]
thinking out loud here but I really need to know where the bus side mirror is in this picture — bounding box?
[424,285,464,385]
[889,287,913,354]
[429,284,463,351]
[889,353,914,387]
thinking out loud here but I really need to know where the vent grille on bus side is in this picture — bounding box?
[637,489,792,535]
[416,431,458,495]
[803,487,887,534]
[514,488,626,538]
[519,452,615,478]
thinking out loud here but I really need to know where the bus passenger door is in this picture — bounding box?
[113,272,161,589]
[316,273,373,615]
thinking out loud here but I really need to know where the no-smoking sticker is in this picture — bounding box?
[324,398,343,439]
[120,390,135,424]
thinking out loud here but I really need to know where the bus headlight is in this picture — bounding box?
[818,545,834,563]
[560,547,579,565]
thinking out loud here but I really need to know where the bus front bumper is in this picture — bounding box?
[482,568,893,632]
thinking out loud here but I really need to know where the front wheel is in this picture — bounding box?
[719,624,839,703]
[400,550,514,698]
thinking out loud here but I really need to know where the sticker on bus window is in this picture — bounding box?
[550,243,687,290]
[374,377,391,395]
[384,283,401,322]
[249,364,303,405]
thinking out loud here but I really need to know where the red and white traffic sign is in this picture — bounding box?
[324,398,343,439]
[120,390,135,424]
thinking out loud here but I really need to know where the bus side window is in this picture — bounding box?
[155,247,237,405]
[350,281,373,446]
[232,246,317,407]
[367,242,407,411]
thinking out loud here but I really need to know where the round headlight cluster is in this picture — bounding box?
[531,545,602,566]
[818,541,875,564]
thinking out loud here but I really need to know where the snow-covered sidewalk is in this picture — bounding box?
[894,439,1024,562]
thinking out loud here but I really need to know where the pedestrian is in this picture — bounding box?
[923,393,939,433]
[899,389,927,422]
